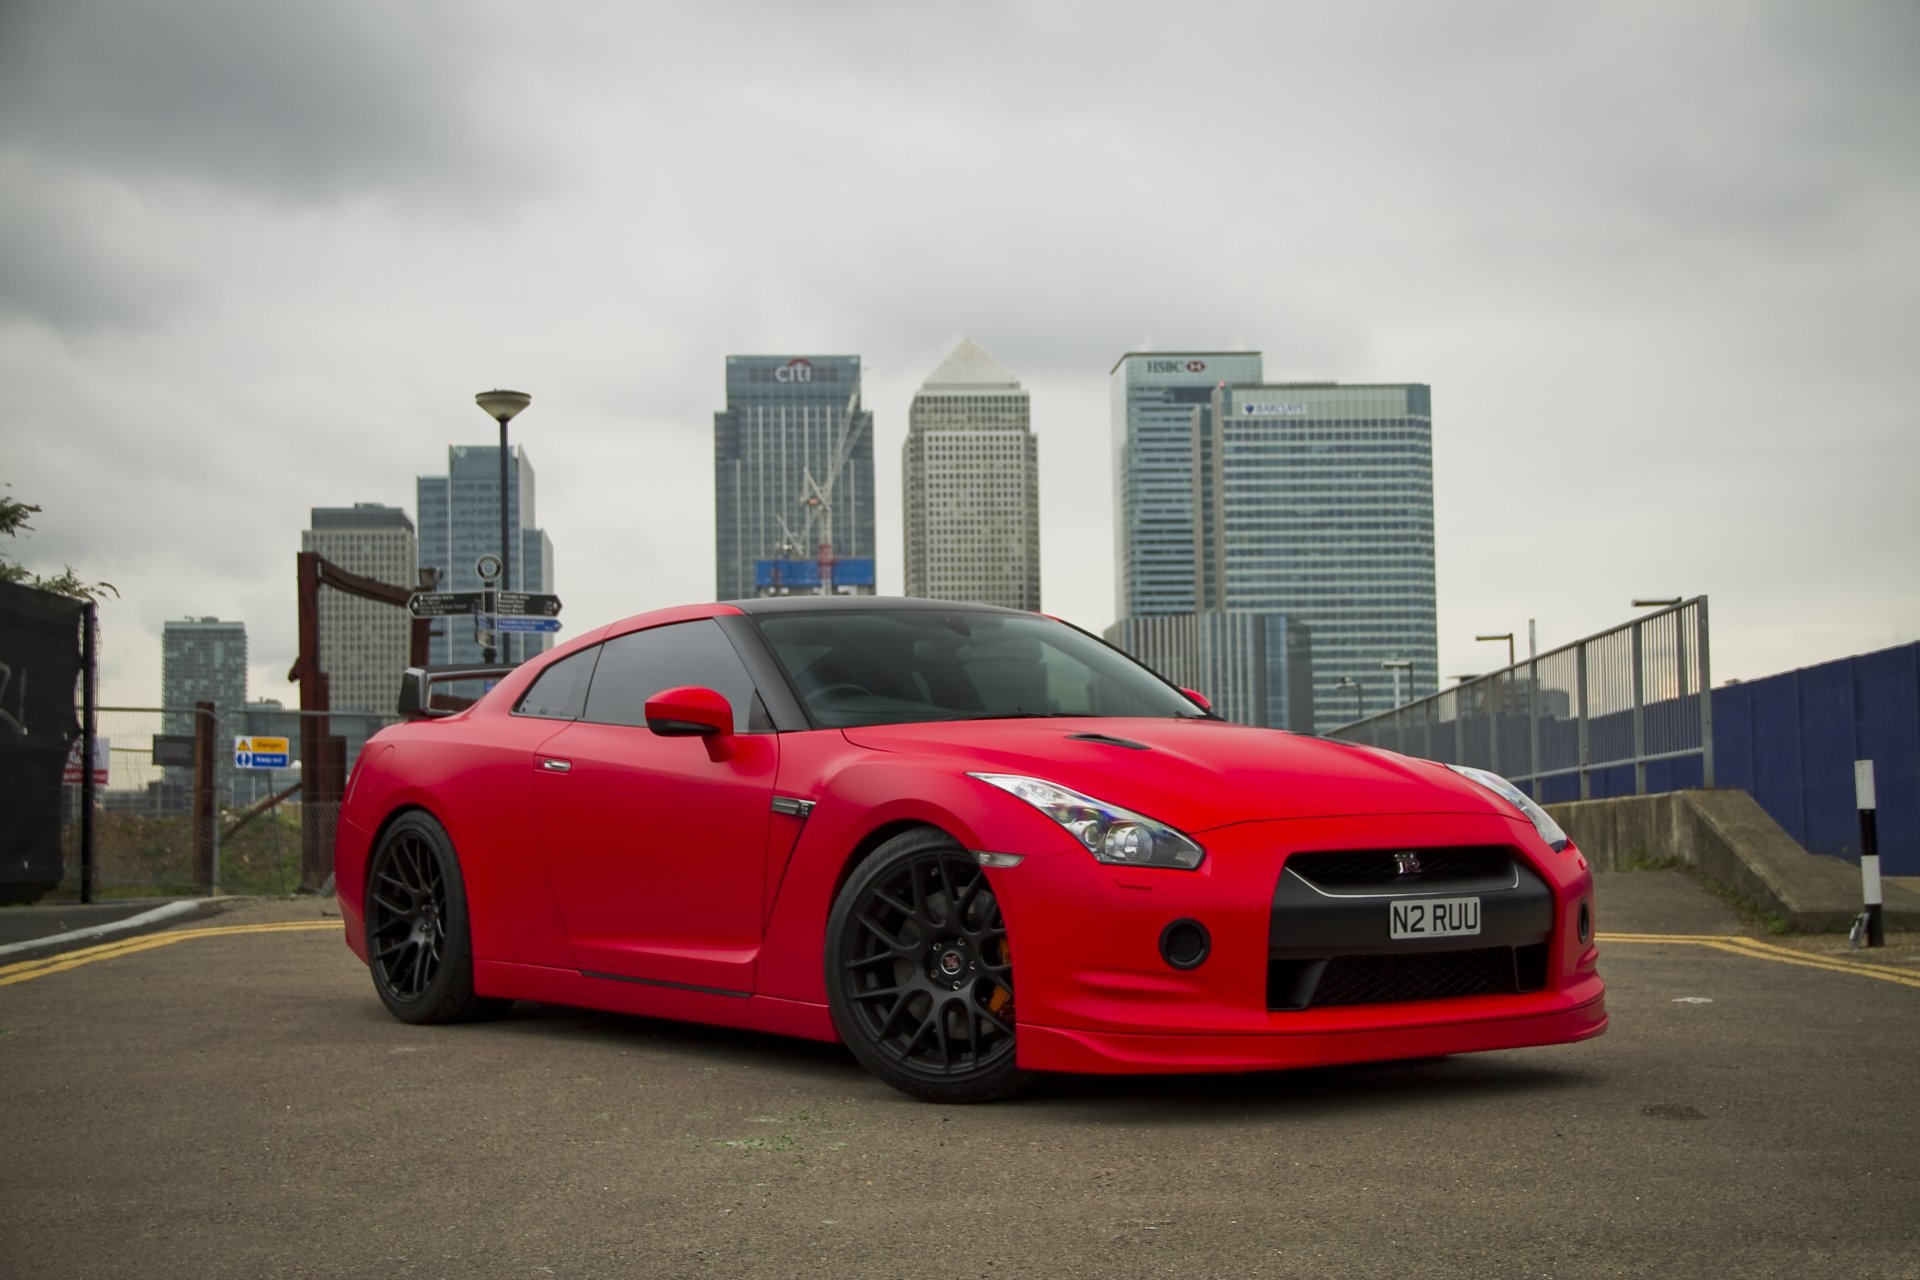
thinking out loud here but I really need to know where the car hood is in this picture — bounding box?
[840,717,1500,832]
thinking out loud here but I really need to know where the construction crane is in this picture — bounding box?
[797,387,867,595]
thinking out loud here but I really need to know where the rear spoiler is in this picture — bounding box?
[397,664,516,719]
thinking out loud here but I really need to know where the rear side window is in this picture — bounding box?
[514,648,599,720]
[582,618,764,732]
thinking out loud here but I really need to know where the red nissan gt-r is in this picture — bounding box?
[335,597,1605,1102]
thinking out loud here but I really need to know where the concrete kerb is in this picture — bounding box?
[0,899,222,960]
[1547,790,1920,932]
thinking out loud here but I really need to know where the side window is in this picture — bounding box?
[582,618,763,732]
[514,647,599,720]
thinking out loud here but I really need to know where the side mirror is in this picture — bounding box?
[645,686,737,760]
[1180,688,1213,713]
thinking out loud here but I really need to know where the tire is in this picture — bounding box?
[363,812,508,1025]
[826,827,1030,1103]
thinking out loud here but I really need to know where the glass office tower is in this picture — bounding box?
[1198,383,1437,732]
[1110,352,1264,617]
[416,445,556,666]
[714,355,876,602]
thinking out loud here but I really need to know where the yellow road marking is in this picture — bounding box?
[1600,933,1920,990]
[0,921,339,988]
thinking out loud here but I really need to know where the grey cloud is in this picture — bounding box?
[0,177,198,332]
[0,0,535,204]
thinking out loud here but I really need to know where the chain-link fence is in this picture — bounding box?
[1326,598,1712,803]
[39,705,397,902]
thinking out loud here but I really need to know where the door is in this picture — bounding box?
[533,618,778,993]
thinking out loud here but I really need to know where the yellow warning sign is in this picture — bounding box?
[233,736,290,768]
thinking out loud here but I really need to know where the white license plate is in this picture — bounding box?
[1390,896,1482,940]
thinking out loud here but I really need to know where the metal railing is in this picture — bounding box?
[1325,598,1712,801]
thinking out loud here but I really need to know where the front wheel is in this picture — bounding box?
[826,828,1029,1103]
[364,812,507,1025]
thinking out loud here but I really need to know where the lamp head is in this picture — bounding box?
[476,389,532,423]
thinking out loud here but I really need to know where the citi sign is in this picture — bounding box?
[775,358,814,383]
[1143,359,1207,374]
[1243,402,1308,416]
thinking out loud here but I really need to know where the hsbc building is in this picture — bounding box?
[1109,350,1264,617]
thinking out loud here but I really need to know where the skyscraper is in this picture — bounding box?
[902,339,1040,610]
[1196,382,1438,732]
[417,444,556,666]
[1107,612,1314,731]
[302,503,418,713]
[1110,351,1265,617]
[714,355,875,601]
[161,617,247,799]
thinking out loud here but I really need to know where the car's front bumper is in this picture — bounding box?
[993,810,1606,1074]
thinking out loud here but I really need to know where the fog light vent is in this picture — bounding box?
[1159,919,1211,970]
[1578,900,1592,944]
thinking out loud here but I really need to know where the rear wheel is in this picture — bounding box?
[826,828,1028,1103]
[364,812,507,1024]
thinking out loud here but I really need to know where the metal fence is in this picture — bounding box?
[1325,598,1712,803]
[43,705,397,902]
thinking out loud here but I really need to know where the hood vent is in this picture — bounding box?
[1067,732,1150,751]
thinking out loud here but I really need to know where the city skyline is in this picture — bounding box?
[3,4,1914,710]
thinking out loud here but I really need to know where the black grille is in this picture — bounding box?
[1269,943,1549,1010]
[1286,846,1512,889]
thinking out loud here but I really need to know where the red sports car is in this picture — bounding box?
[335,597,1605,1102]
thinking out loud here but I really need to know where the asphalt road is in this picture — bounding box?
[2,871,1916,1280]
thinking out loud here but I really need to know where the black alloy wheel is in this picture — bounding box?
[827,827,1028,1103]
[364,812,505,1025]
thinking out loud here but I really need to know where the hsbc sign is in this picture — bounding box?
[1142,359,1208,374]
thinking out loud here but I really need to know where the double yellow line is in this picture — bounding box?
[1600,932,1920,990]
[0,921,339,988]
[3,922,1913,992]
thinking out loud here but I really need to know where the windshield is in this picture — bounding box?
[753,608,1209,728]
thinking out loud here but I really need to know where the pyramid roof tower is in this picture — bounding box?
[921,338,1021,391]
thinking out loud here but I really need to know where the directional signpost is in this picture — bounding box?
[495,592,562,617]
[479,614,564,633]
[407,580,565,651]
[406,590,489,619]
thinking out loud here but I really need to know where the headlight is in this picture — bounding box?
[968,773,1206,870]
[1445,764,1571,852]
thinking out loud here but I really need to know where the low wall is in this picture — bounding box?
[1545,789,1916,932]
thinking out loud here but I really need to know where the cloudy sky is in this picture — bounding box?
[3,0,1915,711]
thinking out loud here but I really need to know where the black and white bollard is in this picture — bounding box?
[1856,760,1884,949]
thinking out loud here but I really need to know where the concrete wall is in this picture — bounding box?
[1546,789,1915,932]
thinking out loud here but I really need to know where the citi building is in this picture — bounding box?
[714,355,876,601]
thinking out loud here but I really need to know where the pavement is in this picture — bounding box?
[2,870,1916,1280]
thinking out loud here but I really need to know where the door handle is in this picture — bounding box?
[539,758,572,773]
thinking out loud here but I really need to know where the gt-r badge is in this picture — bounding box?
[1394,852,1422,876]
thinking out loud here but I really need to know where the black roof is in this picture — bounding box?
[723,594,1028,617]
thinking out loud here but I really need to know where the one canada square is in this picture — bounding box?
[902,339,1040,610]
[713,355,876,601]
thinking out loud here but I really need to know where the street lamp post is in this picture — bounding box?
[1381,659,1413,706]
[475,390,531,664]
[1475,632,1516,671]
[1334,677,1364,722]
